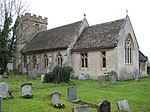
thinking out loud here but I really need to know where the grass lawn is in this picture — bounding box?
[1,75,150,112]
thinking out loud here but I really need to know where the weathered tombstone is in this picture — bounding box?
[51,92,61,105]
[98,75,105,87]
[21,83,33,98]
[0,95,2,112]
[97,100,111,112]
[117,100,131,112]
[41,74,45,83]
[72,105,89,112]
[28,68,37,79]
[0,82,9,98]
[50,92,65,108]
[109,71,117,84]
[67,86,80,103]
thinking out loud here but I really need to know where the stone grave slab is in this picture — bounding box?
[21,83,32,98]
[109,71,117,84]
[97,100,111,112]
[67,86,80,103]
[117,100,131,112]
[51,92,61,105]
[98,75,105,87]
[0,82,9,98]
[28,68,37,79]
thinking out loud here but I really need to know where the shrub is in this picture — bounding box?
[43,65,73,84]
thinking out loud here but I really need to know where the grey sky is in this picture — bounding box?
[27,0,150,59]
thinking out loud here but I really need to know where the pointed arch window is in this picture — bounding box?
[43,54,49,68]
[32,55,37,68]
[125,34,133,63]
[56,52,63,65]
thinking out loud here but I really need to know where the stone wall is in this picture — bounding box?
[72,49,118,79]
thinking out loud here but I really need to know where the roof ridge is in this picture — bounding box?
[89,18,125,27]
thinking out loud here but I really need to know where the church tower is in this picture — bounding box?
[14,13,48,71]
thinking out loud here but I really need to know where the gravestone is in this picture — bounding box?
[78,74,89,80]
[72,105,89,112]
[28,68,37,79]
[117,100,131,112]
[109,71,117,84]
[0,82,9,98]
[97,100,110,112]
[50,92,65,108]
[21,83,33,98]
[98,75,105,87]
[41,74,45,83]
[51,92,61,105]
[67,86,80,103]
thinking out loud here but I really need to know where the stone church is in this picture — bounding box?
[14,13,148,80]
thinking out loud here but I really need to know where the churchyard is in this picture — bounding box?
[0,75,150,112]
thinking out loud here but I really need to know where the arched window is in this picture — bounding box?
[35,23,39,31]
[32,55,37,68]
[125,34,133,63]
[43,54,49,68]
[24,55,27,68]
[101,51,106,68]
[81,53,88,68]
[56,52,63,65]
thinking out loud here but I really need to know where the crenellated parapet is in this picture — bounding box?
[19,13,48,25]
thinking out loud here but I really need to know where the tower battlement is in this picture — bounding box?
[19,13,48,25]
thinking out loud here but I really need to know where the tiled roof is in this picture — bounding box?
[139,50,148,62]
[72,18,125,51]
[21,21,83,53]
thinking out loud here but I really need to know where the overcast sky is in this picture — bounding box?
[26,0,150,59]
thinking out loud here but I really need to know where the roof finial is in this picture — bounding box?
[126,9,128,16]
[83,13,86,18]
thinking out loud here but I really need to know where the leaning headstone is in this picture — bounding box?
[109,71,117,84]
[97,100,111,112]
[21,83,33,98]
[28,68,37,79]
[117,100,131,112]
[98,75,105,87]
[72,105,89,112]
[67,86,80,103]
[0,82,9,98]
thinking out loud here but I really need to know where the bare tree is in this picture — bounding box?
[0,0,29,73]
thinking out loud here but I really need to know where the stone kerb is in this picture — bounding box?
[72,105,89,112]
